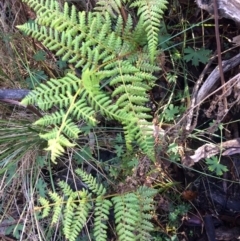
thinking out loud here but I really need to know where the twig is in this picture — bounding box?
[185,55,216,131]
[213,0,228,113]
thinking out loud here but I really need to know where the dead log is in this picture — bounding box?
[196,0,240,24]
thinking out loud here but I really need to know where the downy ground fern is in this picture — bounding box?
[17,0,168,162]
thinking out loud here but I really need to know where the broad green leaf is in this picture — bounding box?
[206,156,228,176]
[183,47,211,66]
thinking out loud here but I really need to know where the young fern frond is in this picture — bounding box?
[43,134,75,163]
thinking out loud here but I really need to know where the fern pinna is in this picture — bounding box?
[38,169,157,241]
[17,0,168,162]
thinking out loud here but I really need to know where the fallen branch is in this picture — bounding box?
[182,138,240,166]
[196,0,240,24]
[196,53,240,104]
[0,89,30,100]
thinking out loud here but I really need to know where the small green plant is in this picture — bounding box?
[183,46,211,66]
[205,156,228,176]
[163,104,180,122]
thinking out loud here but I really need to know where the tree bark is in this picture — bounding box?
[196,0,240,24]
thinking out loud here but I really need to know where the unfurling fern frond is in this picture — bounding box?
[43,133,75,163]
[18,0,165,162]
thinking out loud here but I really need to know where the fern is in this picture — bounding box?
[38,169,158,241]
[130,0,168,62]
[95,0,122,18]
[94,196,112,241]
[17,0,166,162]
[112,186,157,241]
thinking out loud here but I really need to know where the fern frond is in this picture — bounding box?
[63,194,77,238]
[64,190,92,241]
[37,167,158,241]
[82,69,131,123]
[95,0,122,18]
[48,191,63,224]
[130,0,168,63]
[21,73,80,110]
[93,196,112,241]
[34,110,65,126]
[44,135,75,163]
[112,186,157,241]
[18,0,160,161]
[135,186,158,240]
[112,193,140,241]
[38,197,51,218]
[123,119,155,160]
[75,168,107,196]
[58,181,74,197]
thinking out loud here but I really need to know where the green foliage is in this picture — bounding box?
[169,203,189,224]
[130,0,168,62]
[113,186,157,241]
[16,0,168,162]
[167,142,180,162]
[183,47,211,66]
[38,169,157,241]
[5,222,24,239]
[25,69,48,89]
[33,50,46,61]
[163,104,180,122]
[205,156,228,176]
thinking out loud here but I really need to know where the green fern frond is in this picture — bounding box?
[95,0,122,18]
[18,0,160,161]
[82,69,131,123]
[34,110,65,126]
[44,135,75,163]
[112,186,157,241]
[64,190,92,241]
[123,119,155,160]
[38,176,93,241]
[63,194,77,238]
[37,168,158,241]
[48,191,63,224]
[135,186,158,240]
[130,0,168,63]
[58,181,74,197]
[38,197,51,218]
[75,168,107,196]
[112,193,140,240]
[93,196,112,241]
[21,73,80,110]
